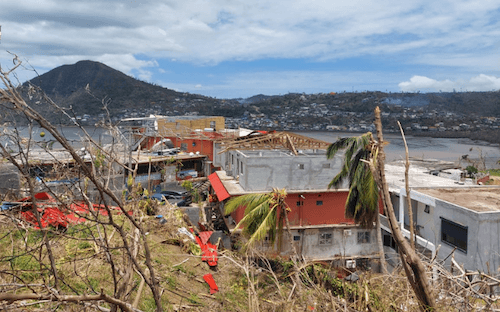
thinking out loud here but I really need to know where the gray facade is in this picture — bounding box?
[387,186,500,272]
[213,147,343,191]
[258,226,379,266]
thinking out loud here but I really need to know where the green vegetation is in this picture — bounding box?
[487,169,500,176]
[326,133,378,226]
[466,165,478,176]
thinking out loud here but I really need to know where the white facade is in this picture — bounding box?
[383,163,500,272]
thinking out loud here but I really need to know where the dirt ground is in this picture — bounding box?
[489,176,500,185]
[419,187,500,212]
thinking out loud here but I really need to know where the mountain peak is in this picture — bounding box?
[24,60,184,116]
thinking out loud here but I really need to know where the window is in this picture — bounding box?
[441,218,467,253]
[424,205,430,213]
[293,235,301,241]
[316,200,323,206]
[298,164,304,169]
[240,162,244,174]
[356,258,370,270]
[357,231,371,244]
[296,201,303,206]
[383,233,398,251]
[322,163,331,169]
[180,143,187,151]
[319,232,333,245]
[263,236,271,247]
[210,121,216,128]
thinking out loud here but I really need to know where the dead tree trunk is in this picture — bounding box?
[375,213,388,274]
[373,107,435,311]
[398,121,415,249]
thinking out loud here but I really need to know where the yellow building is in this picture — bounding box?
[156,116,225,136]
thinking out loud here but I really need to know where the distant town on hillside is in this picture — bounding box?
[8,60,500,144]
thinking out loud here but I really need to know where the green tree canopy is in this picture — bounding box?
[326,132,379,227]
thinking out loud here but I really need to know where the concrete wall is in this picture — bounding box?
[258,226,378,261]
[395,190,500,272]
[431,199,500,272]
[222,149,342,191]
[0,164,20,197]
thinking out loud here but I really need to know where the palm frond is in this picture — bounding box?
[330,132,380,227]
[225,188,290,249]
[348,149,370,185]
[233,199,270,231]
[345,183,359,219]
[344,133,370,164]
[326,137,354,159]
[328,165,348,189]
[224,193,270,215]
[246,205,278,246]
[360,169,379,211]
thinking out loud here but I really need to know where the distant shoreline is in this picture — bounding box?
[293,129,500,146]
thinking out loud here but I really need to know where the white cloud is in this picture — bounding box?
[1,0,500,94]
[1,0,500,65]
[399,74,500,92]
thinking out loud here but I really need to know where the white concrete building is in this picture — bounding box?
[382,163,500,272]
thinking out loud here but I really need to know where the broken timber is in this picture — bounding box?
[216,131,330,155]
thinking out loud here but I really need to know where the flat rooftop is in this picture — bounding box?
[213,170,347,195]
[19,148,206,165]
[385,163,460,189]
[418,187,500,212]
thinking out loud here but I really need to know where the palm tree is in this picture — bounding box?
[224,188,303,290]
[224,188,295,251]
[326,133,379,226]
[326,132,388,273]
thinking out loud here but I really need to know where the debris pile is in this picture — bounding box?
[1,192,132,229]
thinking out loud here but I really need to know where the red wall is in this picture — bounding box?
[169,137,215,161]
[286,192,354,226]
[229,191,386,227]
[230,191,355,227]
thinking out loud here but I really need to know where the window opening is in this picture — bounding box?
[357,231,371,244]
[319,232,333,245]
[441,218,467,253]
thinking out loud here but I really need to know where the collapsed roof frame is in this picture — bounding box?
[216,131,331,155]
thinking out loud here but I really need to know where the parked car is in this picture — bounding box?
[177,170,198,179]
[125,189,192,207]
[158,190,192,206]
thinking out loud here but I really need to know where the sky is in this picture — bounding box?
[1,0,500,99]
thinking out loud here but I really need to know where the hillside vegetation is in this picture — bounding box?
[11,60,500,126]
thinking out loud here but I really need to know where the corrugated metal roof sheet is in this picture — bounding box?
[208,172,230,201]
